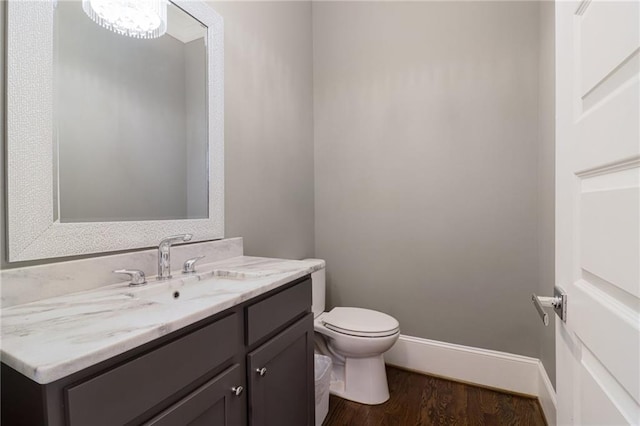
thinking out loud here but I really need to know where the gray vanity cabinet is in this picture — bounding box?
[0,275,314,426]
[247,314,315,426]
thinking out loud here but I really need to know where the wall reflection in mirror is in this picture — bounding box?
[53,1,208,223]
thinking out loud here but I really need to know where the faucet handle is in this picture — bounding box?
[183,256,205,274]
[113,269,147,286]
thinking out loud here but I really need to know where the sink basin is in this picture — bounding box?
[124,258,305,304]
[127,281,215,304]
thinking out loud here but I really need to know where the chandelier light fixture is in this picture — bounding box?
[82,0,168,39]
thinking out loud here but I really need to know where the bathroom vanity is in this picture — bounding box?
[1,255,322,426]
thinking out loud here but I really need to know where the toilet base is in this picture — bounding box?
[329,354,390,405]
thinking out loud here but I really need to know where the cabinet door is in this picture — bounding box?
[247,314,314,426]
[145,364,245,426]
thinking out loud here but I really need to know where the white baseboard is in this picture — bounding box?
[537,359,557,426]
[385,335,556,425]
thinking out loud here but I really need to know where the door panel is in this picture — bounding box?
[576,76,639,169]
[579,0,639,94]
[581,187,640,295]
[572,279,640,403]
[556,0,640,425]
[579,362,629,426]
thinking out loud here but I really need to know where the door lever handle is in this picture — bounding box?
[531,286,567,326]
[532,294,552,325]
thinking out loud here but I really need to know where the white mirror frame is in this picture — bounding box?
[6,0,224,262]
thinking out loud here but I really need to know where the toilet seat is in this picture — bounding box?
[321,307,399,338]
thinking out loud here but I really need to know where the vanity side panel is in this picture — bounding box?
[1,363,46,426]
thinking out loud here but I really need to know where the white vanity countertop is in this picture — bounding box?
[0,256,325,384]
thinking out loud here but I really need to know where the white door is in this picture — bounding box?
[555,0,640,425]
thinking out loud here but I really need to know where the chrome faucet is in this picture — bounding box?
[157,234,192,280]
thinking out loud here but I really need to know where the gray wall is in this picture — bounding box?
[313,1,542,357]
[538,1,556,386]
[211,1,315,259]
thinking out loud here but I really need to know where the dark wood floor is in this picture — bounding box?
[324,367,546,426]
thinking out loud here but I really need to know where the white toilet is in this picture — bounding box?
[308,263,400,405]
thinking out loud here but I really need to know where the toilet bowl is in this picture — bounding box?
[315,307,400,405]
[304,260,400,405]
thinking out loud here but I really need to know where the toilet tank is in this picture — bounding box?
[311,268,326,318]
[303,259,326,318]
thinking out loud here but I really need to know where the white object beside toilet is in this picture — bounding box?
[305,262,400,405]
[314,354,332,426]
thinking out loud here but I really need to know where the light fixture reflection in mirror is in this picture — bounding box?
[82,0,168,39]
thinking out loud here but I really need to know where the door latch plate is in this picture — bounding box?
[553,286,567,323]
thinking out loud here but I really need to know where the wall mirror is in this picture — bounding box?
[6,0,224,262]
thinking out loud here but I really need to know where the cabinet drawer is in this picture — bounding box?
[145,364,244,426]
[246,278,311,346]
[66,313,240,426]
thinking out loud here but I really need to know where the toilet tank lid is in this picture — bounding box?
[323,307,399,333]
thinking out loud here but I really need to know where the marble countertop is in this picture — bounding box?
[1,256,325,384]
